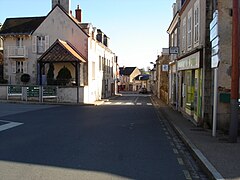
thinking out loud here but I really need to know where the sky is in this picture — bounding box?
[0,0,174,69]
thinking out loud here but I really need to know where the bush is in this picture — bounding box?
[21,74,30,83]
[47,63,55,85]
[0,78,8,84]
[56,66,72,86]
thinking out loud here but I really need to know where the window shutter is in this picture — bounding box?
[45,35,49,51]
[32,36,37,53]
[12,62,16,73]
[23,61,27,73]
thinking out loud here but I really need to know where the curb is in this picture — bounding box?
[169,122,224,180]
[151,96,225,180]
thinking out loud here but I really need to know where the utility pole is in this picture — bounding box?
[229,0,239,143]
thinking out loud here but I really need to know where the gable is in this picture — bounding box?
[33,5,89,60]
[33,5,88,37]
[38,39,86,63]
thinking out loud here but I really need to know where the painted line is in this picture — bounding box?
[173,148,179,154]
[134,97,139,103]
[177,158,184,165]
[126,102,134,105]
[136,103,142,105]
[183,170,192,180]
[147,103,152,106]
[0,122,23,132]
[115,102,122,105]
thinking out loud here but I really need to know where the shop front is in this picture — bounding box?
[178,51,202,124]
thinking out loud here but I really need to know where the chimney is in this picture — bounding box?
[75,5,82,23]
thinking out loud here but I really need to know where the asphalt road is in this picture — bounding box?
[0,94,207,180]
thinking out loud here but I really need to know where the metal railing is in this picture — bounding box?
[7,46,28,58]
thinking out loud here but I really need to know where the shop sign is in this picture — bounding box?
[177,51,200,71]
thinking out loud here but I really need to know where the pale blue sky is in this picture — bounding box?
[0,0,174,69]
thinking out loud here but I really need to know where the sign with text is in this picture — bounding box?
[210,10,220,68]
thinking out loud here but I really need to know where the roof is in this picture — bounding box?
[134,74,150,81]
[38,39,86,63]
[119,67,137,76]
[0,17,46,35]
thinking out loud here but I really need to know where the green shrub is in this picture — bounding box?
[21,74,30,83]
[56,66,72,86]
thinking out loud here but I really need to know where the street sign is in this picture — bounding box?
[162,64,169,71]
[211,54,220,68]
[169,47,179,54]
[212,45,219,56]
[210,10,220,68]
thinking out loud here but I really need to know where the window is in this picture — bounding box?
[99,56,102,71]
[37,36,45,53]
[194,0,200,46]
[32,35,49,53]
[17,37,23,47]
[12,61,27,73]
[187,9,192,50]
[182,17,186,53]
[92,62,95,80]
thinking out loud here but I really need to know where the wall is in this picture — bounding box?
[33,6,88,59]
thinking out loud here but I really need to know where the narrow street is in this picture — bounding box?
[0,94,207,180]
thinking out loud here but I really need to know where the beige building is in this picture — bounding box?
[118,67,141,91]
[0,0,117,103]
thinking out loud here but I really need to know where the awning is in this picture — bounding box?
[38,39,87,63]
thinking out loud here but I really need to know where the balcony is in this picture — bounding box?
[7,46,28,58]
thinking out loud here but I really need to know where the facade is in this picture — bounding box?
[118,67,141,91]
[167,0,181,108]
[167,0,239,131]
[177,0,213,125]
[0,23,3,80]
[155,49,170,104]
[211,0,239,130]
[133,74,150,92]
[0,0,117,103]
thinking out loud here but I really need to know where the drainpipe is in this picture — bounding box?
[229,0,239,143]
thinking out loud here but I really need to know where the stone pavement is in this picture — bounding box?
[151,95,240,180]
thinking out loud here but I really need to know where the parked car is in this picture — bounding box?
[139,87,147,94]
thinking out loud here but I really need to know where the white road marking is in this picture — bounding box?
[136,103,142,105]
[183,170,192,180]
[0,121,23,132]
[177,158,184,165]
[126,102,134,105]
[115,102,122,105]
[147,103,152,106]
[173,148,179,154]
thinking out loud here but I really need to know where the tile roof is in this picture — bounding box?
[38,39,86,63]
[0,17,46,35]
[119,67,137,76]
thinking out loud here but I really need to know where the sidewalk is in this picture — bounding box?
[151,96,240,180]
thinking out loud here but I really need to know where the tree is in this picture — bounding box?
[56,66,72,86]
[47,63,55,85]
